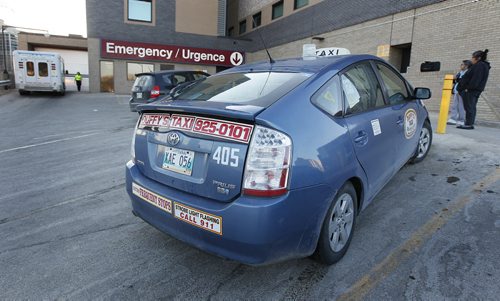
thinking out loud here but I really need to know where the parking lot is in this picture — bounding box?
[0,91,499,300]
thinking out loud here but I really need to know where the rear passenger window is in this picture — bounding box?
[341,63,385,115]
[375,63,409,105]
[27,61,34,76]
[193,73,207,80]
[172,74,189,85]
[38,62,48,77]
[312,75,342,116]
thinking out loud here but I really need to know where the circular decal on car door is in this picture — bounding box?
[404,109,417,139]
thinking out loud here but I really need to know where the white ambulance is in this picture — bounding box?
[13,50,66,95]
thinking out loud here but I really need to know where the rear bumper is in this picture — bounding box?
[129,98,143,112]
[126,160,333,265]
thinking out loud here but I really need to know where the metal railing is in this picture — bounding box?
[0,79,10,89]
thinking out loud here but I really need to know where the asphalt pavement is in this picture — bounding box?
[0,91,499,300]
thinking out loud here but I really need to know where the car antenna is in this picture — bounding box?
[251,17,275,64]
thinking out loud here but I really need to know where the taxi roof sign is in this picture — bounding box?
[303,44,351,59]
[316,47,351,57]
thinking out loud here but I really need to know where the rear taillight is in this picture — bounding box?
[150,85,160,98]
[243,126,292,197]
[131,117,141,160]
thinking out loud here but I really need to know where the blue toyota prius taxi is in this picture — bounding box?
[126,54,433,265]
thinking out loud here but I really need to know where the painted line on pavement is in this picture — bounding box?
[337,167,500,301]
[0,133,99,154]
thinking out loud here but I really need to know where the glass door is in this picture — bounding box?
[100,61,114,92]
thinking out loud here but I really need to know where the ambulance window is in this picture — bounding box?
[312,75,342,117]
[27,62,35,77]
[38,62,48,77]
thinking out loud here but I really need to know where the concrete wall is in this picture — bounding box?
[175,0,219,36]
[247,0,500,122]
[17,33,87,51]
[238,0,444,52]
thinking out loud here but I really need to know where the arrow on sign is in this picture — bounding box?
[230,52,243,66]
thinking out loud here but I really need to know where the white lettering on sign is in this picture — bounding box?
[174,202,222,235]
[106,42,174,59]
[102,39,244,67]
[181,49,225,63]
[230,52,243,66]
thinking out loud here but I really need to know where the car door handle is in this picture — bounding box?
[396,117,404,125]
[353,131,368,144]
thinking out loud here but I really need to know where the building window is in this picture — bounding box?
[272,1,284,20]
[128,0,153,22]
[252,12,262,28]
[239,20,246,34]
[294,0,309,10]
[127,62,154,81]
[227,26,234,37]
[160,64,174,71]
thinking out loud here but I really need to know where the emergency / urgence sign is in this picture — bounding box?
[101,39,244,67]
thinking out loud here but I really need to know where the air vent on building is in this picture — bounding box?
[217,0,227,36]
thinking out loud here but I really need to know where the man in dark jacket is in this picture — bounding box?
[457,49,490,129]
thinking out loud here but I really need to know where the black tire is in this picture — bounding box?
[19,89,28,96]
[409,120,432,164]
[314,182,358,265]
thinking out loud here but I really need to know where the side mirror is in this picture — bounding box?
[414,87,431,100]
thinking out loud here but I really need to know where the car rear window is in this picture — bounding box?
[172,72,310,107]
[132,75,154,91]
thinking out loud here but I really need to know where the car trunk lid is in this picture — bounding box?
[134,101,263,202]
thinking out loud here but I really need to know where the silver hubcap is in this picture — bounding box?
[417,127,430,158]
[328,193,354,252]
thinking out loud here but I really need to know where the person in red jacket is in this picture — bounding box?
[456,49,491,129]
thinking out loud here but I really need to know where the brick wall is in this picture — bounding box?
[247,0,500,122]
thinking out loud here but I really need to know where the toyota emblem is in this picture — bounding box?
[167,132,181,146]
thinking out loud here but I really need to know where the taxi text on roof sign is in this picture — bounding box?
[315,47,351,57]
[302,44,351,58]
[101,39,245,67]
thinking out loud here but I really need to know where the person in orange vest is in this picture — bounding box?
[74,72,82,92]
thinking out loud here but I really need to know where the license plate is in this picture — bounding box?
[136,92,142,99]
[162,147,194,176]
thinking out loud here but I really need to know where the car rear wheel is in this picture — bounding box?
[314,182,358,265]
[410,120,432,164]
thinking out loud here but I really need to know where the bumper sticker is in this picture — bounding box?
[138,113,253,143]
[174,202,222,235]
[132,182,172,214]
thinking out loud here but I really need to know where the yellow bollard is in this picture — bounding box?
[436,74,455,134]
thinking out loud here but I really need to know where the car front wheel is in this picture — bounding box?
[410,120,432,164]
[314,182,358,265]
